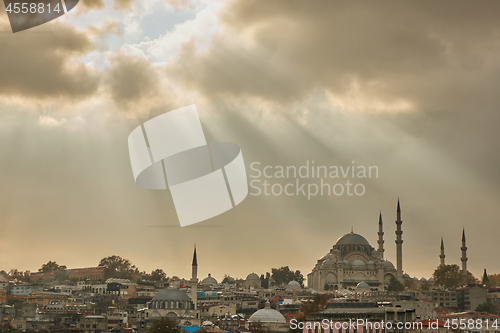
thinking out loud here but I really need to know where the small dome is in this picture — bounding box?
[371,249,379,256]
[413,277,418,281]
[335,233,370,246]
[322,259,335,267]
[286,280,302,291]
[248,302,286,323]
[352,260,365,266]
[225,276,235,283]
[246,273,260,280]
[356,282,370,289]
[332,249,341,255]
[320,253,333,261]
[153,288,190,302]
[202,274,218,286]
[403,273,410,278]
[382,260,394,267]
[342,260,350,266]
[366,261,375,266]
[428,277,434,282]
[420,278,427,282]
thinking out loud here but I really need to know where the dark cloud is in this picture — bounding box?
[113,0,134,11]
[0,16,99,100]
[105,53,160,110]
[166,0,500,114]
[78,0,105,12]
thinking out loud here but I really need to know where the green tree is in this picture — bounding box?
[150,269,166,281]
[271,267,304,287]
[150,317,180,333]
[403,278,414,290]
[39,261,66,273]
[476,302,497,314]
[420,280,431,291]
[388,276,405,291]
[433,264,461,289]
[98,255,136,279]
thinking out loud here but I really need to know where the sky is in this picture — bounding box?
[1,0,500,284]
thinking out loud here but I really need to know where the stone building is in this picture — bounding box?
[307,200,407,291]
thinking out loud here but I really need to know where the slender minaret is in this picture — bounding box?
[440,237,446,267]
[482,269,489,286]
[395,199,403,280]
[191,246,198,310]
[378,212,385,259]
[461,228,468,284]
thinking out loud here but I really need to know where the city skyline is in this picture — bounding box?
[1,0,500,285]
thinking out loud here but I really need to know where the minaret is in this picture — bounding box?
[191,246,198,310]
[461,228,468,284]
[440,237,446,267]
[395,199,403,280]
[482,269,490,286]
[378,212,385,259]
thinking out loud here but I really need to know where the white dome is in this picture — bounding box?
[248,302,286,323]
[286,280,302,291]
[202,274,218,286]
[356,282,370,289]
[352,260,365,266]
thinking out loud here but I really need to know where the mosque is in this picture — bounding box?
[307,200,405,291]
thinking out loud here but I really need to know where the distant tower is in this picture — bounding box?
[440,237,446,267]
[191,246,198,310]
[461,228,468,283]
[378,212,385,259]
[482,269,490,286]
[395,199,403,280]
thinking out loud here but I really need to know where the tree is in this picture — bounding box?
[150,269,166,282]
[98,255,136,279]
[476,302,497,314]
[420,280,431,291]
[271,266,304,287]
[433,264,461,289]
[150,317,180,333]
[39,261,66,273]
[403,278,414,290]
[387,276,405,291]
[488,274,500,287]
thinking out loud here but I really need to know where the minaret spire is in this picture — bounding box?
[378,212,385,260]
[395,199,403,281]
[191,245,198,310]
[440,237,445,266]
[461,228,468,284]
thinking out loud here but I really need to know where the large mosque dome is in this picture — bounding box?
[153,288,190,302]
[248,302,286,323]
[335,233,371,246]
